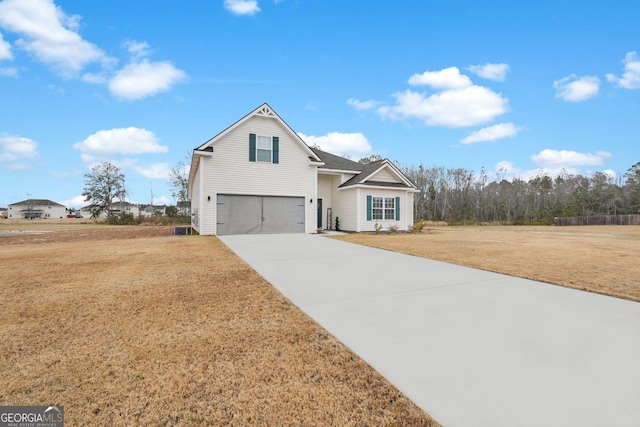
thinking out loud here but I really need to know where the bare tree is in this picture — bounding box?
[82,161,127,219]
[169,159,190,203]
[358,154,383,164]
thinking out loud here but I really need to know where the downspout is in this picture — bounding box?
[356,187,361,232]
[313,165,318,234]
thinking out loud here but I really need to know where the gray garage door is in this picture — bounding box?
[217,194,305,235]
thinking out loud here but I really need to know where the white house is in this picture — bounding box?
[8,199,67,219]
[140,205,166,217]
[79,201,140,218]
[188,103,418,235]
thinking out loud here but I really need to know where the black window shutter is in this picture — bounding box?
[272,137,279,164]
[249,133,256,162]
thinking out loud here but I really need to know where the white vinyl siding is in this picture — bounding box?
[191,164,202,232]
[331,176,358,231]
[317,174,333,229]
[368,167,402,183]
[358,190,413,232]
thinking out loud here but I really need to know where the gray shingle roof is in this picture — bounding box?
[9,199,65,207]
[310,148,363,172]
[311,148,415,190]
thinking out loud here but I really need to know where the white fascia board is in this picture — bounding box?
[318,168,361,175]
[193,150,213,157]
[337,184,420,192]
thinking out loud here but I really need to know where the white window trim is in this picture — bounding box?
[384,197,395,220]
[372,196,383,220]
[256,135,273,163]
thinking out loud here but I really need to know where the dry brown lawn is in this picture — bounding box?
[334,225,640,303]
[0,221,437,426]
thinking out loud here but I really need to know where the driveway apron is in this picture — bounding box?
[219,233,640,427]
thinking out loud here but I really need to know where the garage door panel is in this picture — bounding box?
[217,194,305,235]
[262,196,305,234]
[217,195,262,235]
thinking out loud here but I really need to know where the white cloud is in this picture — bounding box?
[0,32,12,60]
[408,66,472,89]
[131,162,171,180]
[379,85,508,128]
[60,195,86,209]
[461,123,522,144]
[223,0,261,15]
[531,149,612,168]
[0,66,18,77]
[0,133,39,164]
[553,74,600,102]
[81,71,107,84]
[0,0,111,77]
[347,98,380,110]
[153,195,171,205]
[467,63,509,81]
[363,66,510,128]
[298,131,372,158]
[108,59,187,100]
[494,160,522,178]
[124,40,150,59]
[74,127,168,156]
[0,3,185,100]
[606,51,640,90]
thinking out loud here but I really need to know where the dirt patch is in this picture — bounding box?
[334,225,640,302]
[0,223,437,426]
[0,221,173,245]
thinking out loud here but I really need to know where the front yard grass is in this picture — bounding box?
[334,225,640,303]
[0,224,437,426]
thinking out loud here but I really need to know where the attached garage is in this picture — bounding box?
[216,194,305,235]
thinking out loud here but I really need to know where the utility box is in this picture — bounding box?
[173,226,192,235]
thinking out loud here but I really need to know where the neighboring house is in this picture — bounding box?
[188,103,418,235]
[111,201,140,217]
[79,201,138,218]
[78,204,104,219]
[140,205,166,217]
[0,207,7,218]
[8,199,67,219]
[176,201,190,216]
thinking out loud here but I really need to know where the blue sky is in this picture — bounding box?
[1,0,639,209]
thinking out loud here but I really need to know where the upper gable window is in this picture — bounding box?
[256,135,272,162]
[249,133,279,164]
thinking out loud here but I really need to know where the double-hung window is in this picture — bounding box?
[256,135,272,162]
[372,197,383,220]
[367,195,400,221]
[249,133,280,164]
[384,197,395,220]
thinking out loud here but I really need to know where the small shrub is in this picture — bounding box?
[107,213,141,225]
[411,220,427,233]
[374,222,383,234]
[388,224,398,235]
[335,216,340,231]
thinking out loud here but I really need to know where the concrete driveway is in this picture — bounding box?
[220,233,640,427]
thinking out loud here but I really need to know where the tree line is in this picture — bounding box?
[396,161,640,224]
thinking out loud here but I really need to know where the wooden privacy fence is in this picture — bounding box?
[555,214,640,226]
